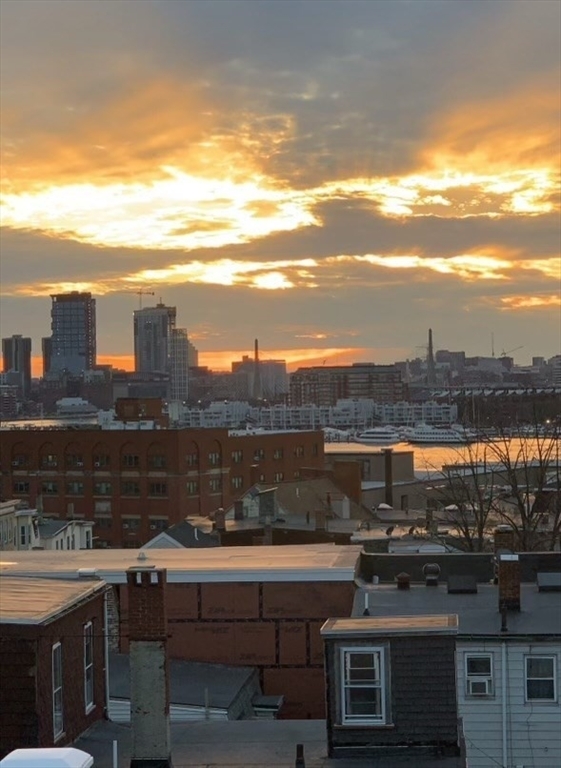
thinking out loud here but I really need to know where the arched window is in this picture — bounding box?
[39,442,58,469]
[64,441,84,469]
[185,440,200,468]
[147,441,167,470]
[92,442,111,470]
[120,442,140,469]
[11,441,30,468]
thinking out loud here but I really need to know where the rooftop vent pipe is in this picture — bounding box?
[396,572,411,590]
[423,562,441,587]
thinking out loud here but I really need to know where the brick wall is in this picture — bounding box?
[119,579,355,719]
[0,589,106,758]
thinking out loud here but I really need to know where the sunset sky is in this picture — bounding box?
[1,0,560,373]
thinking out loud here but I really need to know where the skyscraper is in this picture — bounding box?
[170,328,189,401]
[49,292,96,375]
[2,334,32,397]
[133,303,176,374]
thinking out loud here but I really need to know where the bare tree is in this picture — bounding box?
[421,423,560,551]
[482,424,561,551]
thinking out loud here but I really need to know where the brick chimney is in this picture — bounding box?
[494,525,517,553]
[214,507,226,532]
[127,567,172,768]
[315,509,326,531]
[498,554,521,612]
[383,449,393,508]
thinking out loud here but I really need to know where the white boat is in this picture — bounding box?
[355,426,402,445]
[405,423,477,445]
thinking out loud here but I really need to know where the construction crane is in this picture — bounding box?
[500,345,524,358]
[134,289,155,309]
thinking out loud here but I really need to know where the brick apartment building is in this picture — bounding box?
[0,427,324,547]
[289,363,406,406]
[0,576,107,758]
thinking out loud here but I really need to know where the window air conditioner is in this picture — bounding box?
[150,524,156,530]
[123,523,129,529]
[467,678,492,696]
[94,462,101,468]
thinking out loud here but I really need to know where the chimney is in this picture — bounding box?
[127,567,172,768]
[396,572,411,590]
[234,499,244,521]
[498,554,521,612]
[315,509,326,531]
[214,507,226,532]
[494,524,517,553]
[383,449,393,507]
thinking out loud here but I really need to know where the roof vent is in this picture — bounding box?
[447,574,478,594]
[423,562,441,587]
[537,572,561,592]
[137,551,147,561]
[396,572,411,590]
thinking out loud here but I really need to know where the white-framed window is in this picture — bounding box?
[525,656,557,702]
[52,642,64,738]
[84,622,94,712]
[465,653,493,696]
[340,647,387,725]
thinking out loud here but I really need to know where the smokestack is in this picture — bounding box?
[383,449,393,507]
[427,328,436,386]
[494,525,517,554]
[253,338,262,400]
[498,554,521,612]
[127,567,172,768]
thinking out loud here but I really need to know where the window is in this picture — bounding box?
[19,524,28,547]
[122,454,140,468]
[231,476,244,490]
[231,450,243,464]
[121,481,140,496]
[42,481,58,495]
[312,443,319,457]
[149,518,168,531]
[208,451,221,466]
[94,482,112,496]
[66,481,84,496]
[186,480,199,495]
[52,642,63,738]
[148,454,166,469]
[274,472,284,482]
[525,656,556,702]
[84,622,94,712]
[41,453,58,468]
[95,517,112,529]
[65,453,84,469]
[93,454,110,468]
[465,654,493,696]
[122,517,140,530]
[253,448,265,461]
[12,453,29,467]
[186,452,199,467]
[341,647,386,725]
[294,446,304,458]
[148,482,167,497]
[210,477,222,493]
[13,481,30,494]
[273,448,284,460]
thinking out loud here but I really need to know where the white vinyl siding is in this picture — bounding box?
[457,641,561,768]
[52,642,63,739]
[340,647,386,725]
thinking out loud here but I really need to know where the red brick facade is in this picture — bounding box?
[118,579,355,719]
[0,427,324,546]
[0,588,106,758]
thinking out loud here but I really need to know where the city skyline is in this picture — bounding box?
[1,0,560,364]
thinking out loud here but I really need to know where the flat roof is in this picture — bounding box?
[0,544,361,584]
[352,583,561,637]
[0,576,106,625]
[321,614,458,637]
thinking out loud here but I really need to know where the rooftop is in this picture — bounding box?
[74,719,465,768]
[353,583,561,637]
[0,544,361,584]
[0,576,106,625]
[322,614,458,637]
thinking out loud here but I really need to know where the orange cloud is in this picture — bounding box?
[500,295,561,310]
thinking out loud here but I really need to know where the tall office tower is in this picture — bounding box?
[41,337,52,377]
[2,334,32,397]
[169,328,190,401]
[133,303,177,374]
[49,292,96,375]
[187,339,199,367]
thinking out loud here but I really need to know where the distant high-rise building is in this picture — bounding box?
[2,334,32,397]
[426,328,436,386]
[134,303,176,374]
[170,328,190,401]
[49,292,96,375]
[187,339,199,367]
[41,337,52,377]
